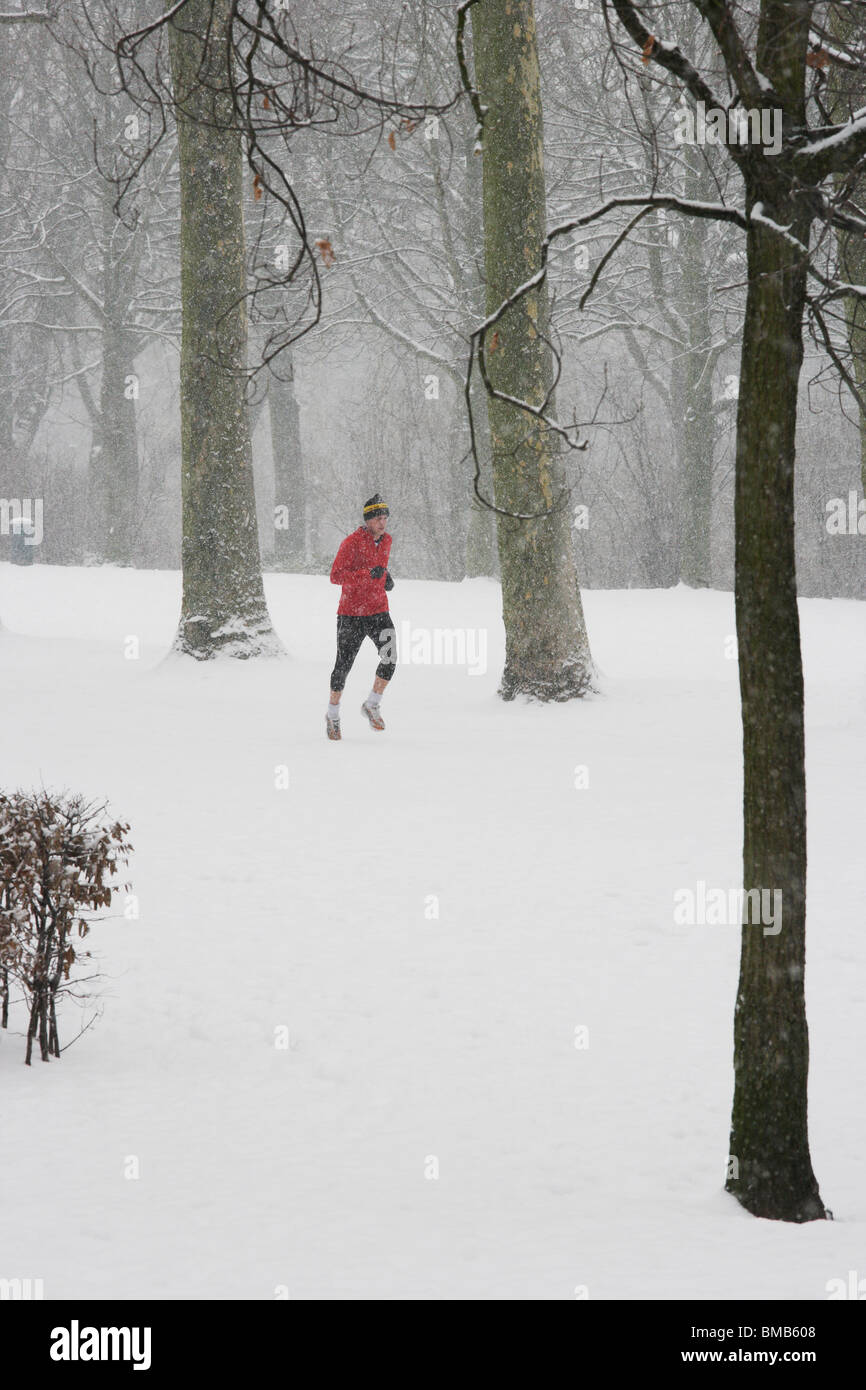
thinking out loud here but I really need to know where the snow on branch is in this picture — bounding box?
[0,7,53,21]
[748,203,810,255]
[794,108,866,180]
[607,0,866,182]
[604,0,731,126]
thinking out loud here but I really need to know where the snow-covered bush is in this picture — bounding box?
[0,790,132,1065]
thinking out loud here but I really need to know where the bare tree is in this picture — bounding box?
[463,0,866,1217]
[605,0,866,1223]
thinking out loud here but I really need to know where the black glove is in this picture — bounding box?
[384,571,394,592]
[370,565,386,579]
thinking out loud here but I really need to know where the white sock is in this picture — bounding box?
[367,689,382,707]
[327,701,341,721]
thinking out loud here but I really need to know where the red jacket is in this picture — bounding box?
[330,526,392,616]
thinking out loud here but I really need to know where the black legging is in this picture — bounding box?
[330,612,396,691]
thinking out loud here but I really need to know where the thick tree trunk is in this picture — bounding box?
[269,354,305,571]
[728,199,824,1221]
[167,0,279,657]
[471,0,593,698]
[726,17,825,1219]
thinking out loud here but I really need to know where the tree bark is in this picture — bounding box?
[726,0,825,1222]
[167,0,279,657]
[471,0,594,698]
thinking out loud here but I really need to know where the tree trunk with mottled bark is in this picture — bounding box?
[471,0,593,698]
[167,0,279,657]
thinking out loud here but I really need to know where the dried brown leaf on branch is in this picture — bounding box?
[0,789,133,1063]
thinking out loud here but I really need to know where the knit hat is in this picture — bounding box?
[363,493,389,519]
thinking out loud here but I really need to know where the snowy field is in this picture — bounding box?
[1,563,865,1301]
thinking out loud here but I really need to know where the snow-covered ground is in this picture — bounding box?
[1,564,864,1300]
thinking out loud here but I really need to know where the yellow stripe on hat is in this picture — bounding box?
[364,500,389,513]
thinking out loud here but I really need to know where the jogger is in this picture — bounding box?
[326,494,396,740]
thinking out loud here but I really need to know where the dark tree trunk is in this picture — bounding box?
[726,0,825,1223]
